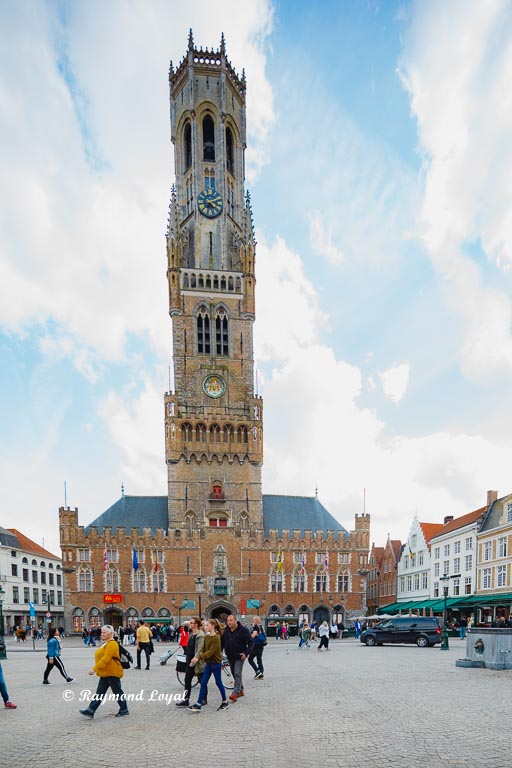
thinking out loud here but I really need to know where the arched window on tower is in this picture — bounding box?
[226,126,234,175]
[197,305,211,354]
[184,122,192,171]
[203,115,215,161]
[215,307,229,356]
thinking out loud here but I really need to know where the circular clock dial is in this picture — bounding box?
[203,374,226,399]
[197,189,223,218]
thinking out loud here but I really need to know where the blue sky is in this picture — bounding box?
[1,0,512,555]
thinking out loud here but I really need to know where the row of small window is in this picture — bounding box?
[368,581,397,598]
[403,551,425,569]
[480,565,509,590]
[10,552,60,569]
[11,587,62,605]
[433,578,472,597]
[78,569,165,593]
[399,574,430,592]
[179,424,250,443]
[12,565,61,585]
[434,556,472,576]
[183,118,236,174]
[434,539,473,558]
[78,549,165,563]
[481,537,508,561]
[269,573,352,593]
[270,552,353,564]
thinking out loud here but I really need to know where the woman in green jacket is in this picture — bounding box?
[188,618,228,712]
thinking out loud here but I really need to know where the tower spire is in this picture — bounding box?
[220,32,226,55]
[188,28,194,51]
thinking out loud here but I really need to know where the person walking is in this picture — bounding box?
[188,618,229,713]
[135,619,153,670]
[0,662,17,709]
[248,615,266,679]
[79,624,129,719]
[222,614,253,701]
[299,622,311,649]
[175,617,206,708]
[317,620,330,652]
[178,623,190,652]
[459,617,468,639]
[42,627,74,684]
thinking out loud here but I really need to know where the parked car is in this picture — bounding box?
[360,616,442,647]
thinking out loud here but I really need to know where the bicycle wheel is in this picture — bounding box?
[221,661,234,689]
[176,668,199,687]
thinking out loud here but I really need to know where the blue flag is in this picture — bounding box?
[132,548,138,571]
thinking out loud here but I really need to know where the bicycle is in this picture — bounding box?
[175,653,234,689]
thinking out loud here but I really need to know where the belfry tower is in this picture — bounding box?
[164,31,263,533]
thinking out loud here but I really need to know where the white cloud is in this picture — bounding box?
[399,0,512,381]
[309,211,345,265]
[378,362,410,403]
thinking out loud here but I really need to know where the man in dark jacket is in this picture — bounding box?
[222,615,253,701]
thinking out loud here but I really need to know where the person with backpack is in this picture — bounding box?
[79,624,129,719]
[248,615,266,679]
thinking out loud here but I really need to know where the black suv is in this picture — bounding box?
[360,616,441,647]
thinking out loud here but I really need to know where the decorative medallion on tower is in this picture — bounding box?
[202,374,226,398]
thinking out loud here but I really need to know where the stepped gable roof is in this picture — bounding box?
[7,529,59,559]
[85,496,168,535]
[370,546,385,566]
[0,526,20,549]
[419,522,443,548]
[430,506,486,539]
[263,495,348,538]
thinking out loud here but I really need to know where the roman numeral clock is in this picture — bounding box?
[197,188,223,218]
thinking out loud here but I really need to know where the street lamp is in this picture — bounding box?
[0,585,6,659]
[358,568,370,617]
[440,573,461,651]
[195,577,203,619]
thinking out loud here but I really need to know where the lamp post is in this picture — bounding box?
[358,568,370,617]
[171,596,186,627]
[440,573,461,651]
[195,577,203,619]
[0,585,6,659]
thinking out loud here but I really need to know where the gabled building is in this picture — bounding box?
[397,518,443,605]
[0,527,63,632]
[377,536,403,610]
[429,504,486,601]
[475,490,512,623]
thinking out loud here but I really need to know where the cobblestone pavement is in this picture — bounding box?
[1,634,511,767]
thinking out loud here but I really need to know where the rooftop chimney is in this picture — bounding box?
[444,515,454,525]
[487,490,498,506]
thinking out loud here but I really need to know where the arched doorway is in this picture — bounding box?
[103,607,123,630]
[313,604,330,627]
[208,601,236,627]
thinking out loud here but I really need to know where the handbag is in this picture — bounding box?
[255,630,267,645]
[175,653,187,673]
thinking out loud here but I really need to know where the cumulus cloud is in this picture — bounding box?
[378,363,410,403]
[399,0,512,381]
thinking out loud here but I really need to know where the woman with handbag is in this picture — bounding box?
[79,624,129,719]
[248,615,266,679]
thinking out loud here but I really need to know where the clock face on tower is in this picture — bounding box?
[197,189,223,218]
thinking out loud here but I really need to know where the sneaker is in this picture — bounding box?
[66,677,75,682]
[175,700,189,707]
[217,701,229,711]
[188,703,201,712]
[115,710,129,717]
[4,701,17,709]
[229,693,238,701]
[42,680,51,685]
[79,709,94,719]
[238,690,245,697]
[255,672,264,679]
